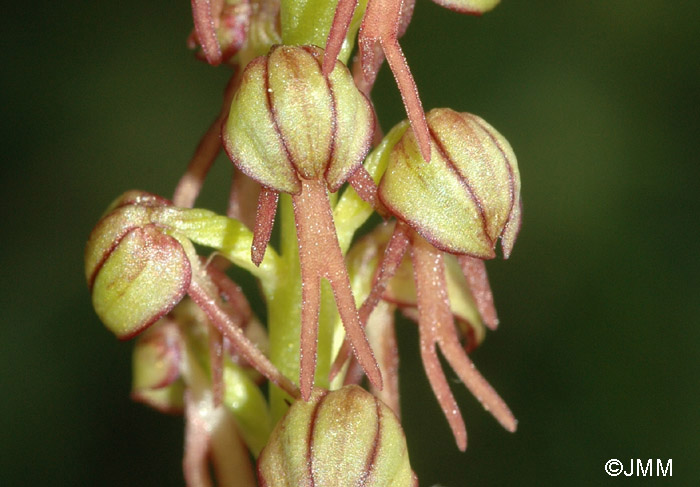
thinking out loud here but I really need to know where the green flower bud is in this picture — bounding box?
[258,385,416,487]
[131,318,186,413]
[379,108,521,259]
[85,191,191,339]
[86,191,298,398]
[223,44,374,194]
[88,223,192,339]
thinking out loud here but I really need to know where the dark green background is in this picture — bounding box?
[2,1,698,485]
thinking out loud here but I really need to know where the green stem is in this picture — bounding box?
[266,194,301,420]
[280,0,368,65]
[265,194,339,421]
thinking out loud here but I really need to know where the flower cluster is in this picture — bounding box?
[85,0,521,485]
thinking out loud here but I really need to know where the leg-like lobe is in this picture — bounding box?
[411,236,468,449]
[411,235,516,451]
[191,0,223,65]
[330,221,410,380]
[252,187,280,266]
[323,0,359,76]
[293,179,382,400]
[459,255,499,330]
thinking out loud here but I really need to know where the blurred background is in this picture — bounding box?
[2,1,698,485]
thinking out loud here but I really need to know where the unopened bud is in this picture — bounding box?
[223,45,374,194]
[88,223,191,339]
[379,108,521,259]
[131,319,186,413]
[258,385,416,487]
[85,192,192,339]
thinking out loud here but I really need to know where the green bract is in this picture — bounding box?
[258,385,416,487]
[222,45,374,194]
[379,108,521,259]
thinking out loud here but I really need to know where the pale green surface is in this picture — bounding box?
[222,360,272,457]
[324,52,374,191]
[280,0,368,64]
[260,388,317,486]
[84,205,152,283]
[310,387,378,486]
[224,58,302,194]
[260,386,414,487]
[429,110,516,245]
[91,227,190,338]
[380,125,493,257]
[268,47,334,179]
[281,0,338,48]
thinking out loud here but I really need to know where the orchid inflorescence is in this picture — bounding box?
[85,1,521,485]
